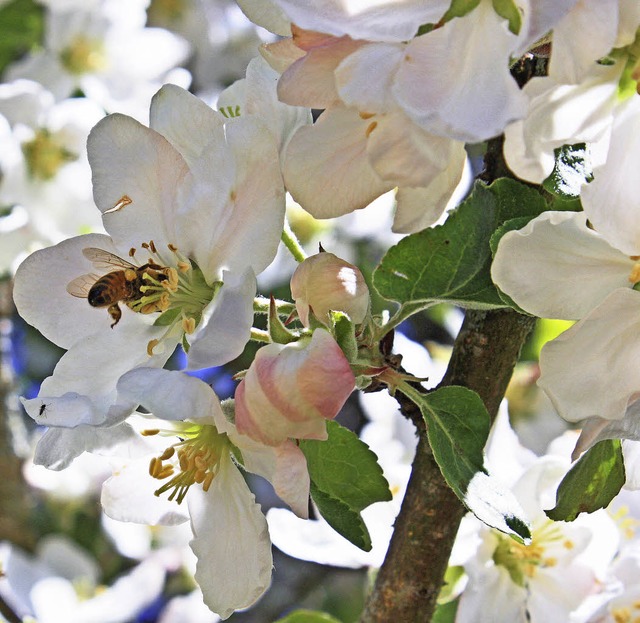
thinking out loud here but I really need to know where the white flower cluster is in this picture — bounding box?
[4,0,640,621]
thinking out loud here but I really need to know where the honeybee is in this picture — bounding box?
[67,248,167,328]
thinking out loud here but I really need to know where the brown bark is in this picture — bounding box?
[360,309,535,623]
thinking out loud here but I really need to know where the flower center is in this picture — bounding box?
[59,35,107,75]
[22,128,77,181]
[492,520,570,587]
[144,423,230,504]
[130,241,222,354]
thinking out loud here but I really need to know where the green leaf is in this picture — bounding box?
[546,439,625,522]
[0,0,44,74]
[542,143,592,199]
[405,385,531,541]
[300,421,392,511]
[299,421,392,550]
[432,599,459,623]
[276,610,343,623]
[310,484,372,552]
[492,0,522,34]
[443,0,481,21]
[373,179,547,320]
[333,313,358,362]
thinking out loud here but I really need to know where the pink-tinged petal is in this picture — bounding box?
[394,5,527,142]
[334,42,404,113]
[260,38,306,75]
[117,368,222,425]
[538,289,640,423]
[581,95,640,257]
[290,251,369,326]
[33,422,138,470]
[283,107,393,219]
[87,113,189,252]
[238,438,310,519]
[277,33,362,108]
[492,211,633,320]
[267,0,450,42]
[188,458,272,619]
[366,112,463,188]
[186,269,256,370]
[101,458,190,526]
[150,85,225,168]
[179,117,285,279]
[13,233,119,349]
[393,147,468,234]
[235,329,355,446]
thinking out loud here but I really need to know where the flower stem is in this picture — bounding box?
[250,328,271,343]
[253,296,296,316]
[281,217,307,263]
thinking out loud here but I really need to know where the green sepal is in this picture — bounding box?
[333,312,358,362]
[492,0,522,34]
[443,0,481,21]
[268,295,299,344]
[546,439,625,522]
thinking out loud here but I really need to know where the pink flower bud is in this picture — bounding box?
[290,252,369,327]
[234,329,355,446]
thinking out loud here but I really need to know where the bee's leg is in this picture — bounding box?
[108,303,122,328]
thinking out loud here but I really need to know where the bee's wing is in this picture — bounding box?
[66,273,99,298]
[82,247,135,271]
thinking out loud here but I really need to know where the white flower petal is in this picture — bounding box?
[87,113,189,251]
[538,288,640,423]
[101,459,190,526]
[335,42,404,113]
[117,368,222,424]
[33,422,138,470]
[549,0,620,83]
[283,107,393,219]
[199,118,285,277]
[236,0,291,36]
[186,268,256,370]
[392,148,468,234]
[13,233,119,349]
[393,5,527,142]
[150,84,225,168]
[581,95,640,256]
[266,0,450,42]
[188,457,272,619]
[491,211,633,320]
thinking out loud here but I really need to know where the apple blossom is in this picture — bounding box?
[0,80,106,261]
[491,207,640,428]
[13,82,286,467]
[290,250,369,326]
[101,368,310,619]
[454,415,619,623]
[234,328,356,446]
[262,25,468,233]
[5,0,191,121]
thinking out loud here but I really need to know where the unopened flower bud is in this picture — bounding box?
[290,252,369,327]
[234,329,355,446]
